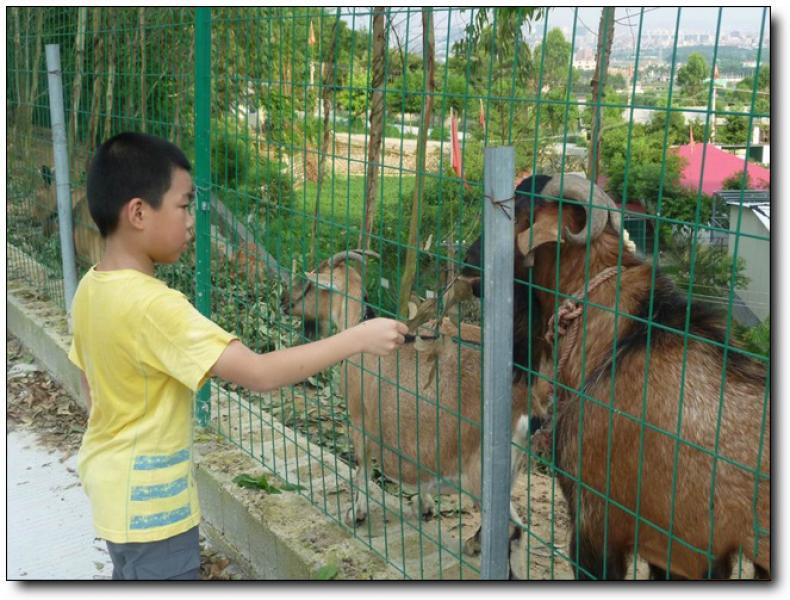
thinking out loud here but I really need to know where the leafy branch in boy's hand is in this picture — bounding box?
[232,473,304,494]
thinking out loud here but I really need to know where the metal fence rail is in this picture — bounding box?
[7,6,770,580]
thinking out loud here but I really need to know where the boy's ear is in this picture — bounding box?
[125,197,147,231]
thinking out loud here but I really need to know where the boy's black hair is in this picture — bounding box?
[86,132,191,237]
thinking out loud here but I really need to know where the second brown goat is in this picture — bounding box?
[284,250,534,556]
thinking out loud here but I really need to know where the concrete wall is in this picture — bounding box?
[728,206,770,322]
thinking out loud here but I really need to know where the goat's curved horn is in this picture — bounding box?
[350,248,381,261]
[541,174,616,245]
[325,248,381,270]
[325,250,362,269]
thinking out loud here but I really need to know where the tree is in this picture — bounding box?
[398,8,435,318]
[359,8,387,250]
[588,7,615,180]
[676,52,708,103]
[533,28,580,135]
[645,110,689,146]
[718,114,750,145]
[452,8,543,145]
[533,28,573,90]
[734,65,769,115]
[661,232,749,302]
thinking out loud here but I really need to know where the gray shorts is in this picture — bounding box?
[105,526,200,580]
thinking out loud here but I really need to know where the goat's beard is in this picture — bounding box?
[301,318,320,340]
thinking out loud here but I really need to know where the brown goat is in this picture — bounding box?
[72,190,104,266]
[461,174,770,579]
[284,251,532,555]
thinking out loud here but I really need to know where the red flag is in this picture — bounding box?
[451,107,462,178]
[478,98,485,129]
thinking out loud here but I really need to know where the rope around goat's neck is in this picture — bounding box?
[544,265,623,382]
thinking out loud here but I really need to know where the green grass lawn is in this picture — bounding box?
[297,174,411,226]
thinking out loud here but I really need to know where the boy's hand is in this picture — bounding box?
[352,318,408,356]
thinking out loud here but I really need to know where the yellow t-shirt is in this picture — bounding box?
[68,267,236,543]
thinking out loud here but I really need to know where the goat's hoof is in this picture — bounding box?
[345,506,367,527]
[410,495,435,521]
[463,530,481,557]
[420,502,435,521]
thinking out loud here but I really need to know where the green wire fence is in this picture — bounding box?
[7,6,770,580]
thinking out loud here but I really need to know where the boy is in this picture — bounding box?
[68,132,407,580]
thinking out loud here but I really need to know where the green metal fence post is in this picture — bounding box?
[195,7,212,426]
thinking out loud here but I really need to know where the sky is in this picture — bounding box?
[340,6,770,57]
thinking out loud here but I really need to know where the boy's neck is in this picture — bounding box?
[95,236,156,276]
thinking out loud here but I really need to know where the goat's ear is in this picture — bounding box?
[516,211,562,267]
[306,272,341,292]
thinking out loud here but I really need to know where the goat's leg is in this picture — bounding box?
[464,418,531,558]
[345,464,369,526]
[569,523,628,580]
[409,492,435,521]
[648,553,733,580]
[753,564,770,580]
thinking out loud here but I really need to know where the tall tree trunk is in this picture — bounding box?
[87,8,104,156]
[138,7,146,132]
[358,8,387,250]
[70,7,88,146]
[103,32,116,143]
[27,9,45,114]
[126,15,136,119]
[19,9,44,162]
[588,7,615,181]
[398,8,435,317]
[310,14,340,265]
[12,8,22,117]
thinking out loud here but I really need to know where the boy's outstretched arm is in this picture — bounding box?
[210,317,408,394]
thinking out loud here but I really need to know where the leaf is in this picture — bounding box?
[232,473,303,494]
[233,473,272,491]
[278,481,304,492]
[313,564,338,580]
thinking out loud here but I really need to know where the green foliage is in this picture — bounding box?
[452,8,543,144]
[211,119,253,189]
[676,52,709,102]
[600,120,684,207]
[722,171,752,191]
[609,73,627,90]
[734,317,770,358]
[336,69,370,116]
[259,158,296,207]
[233,473,304,494]
[534,28,574,90]
[717,115,750,145]
[661,234,749,301]
[644,110,689,146]
[582,85,628,134]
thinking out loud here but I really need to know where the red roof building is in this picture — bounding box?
[675,143,770,196]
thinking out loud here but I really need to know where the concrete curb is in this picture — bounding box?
[6,272,399,580]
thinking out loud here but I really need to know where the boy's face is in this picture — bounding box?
[146,167,195,264]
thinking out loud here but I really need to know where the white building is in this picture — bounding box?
[724,193,770,324]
